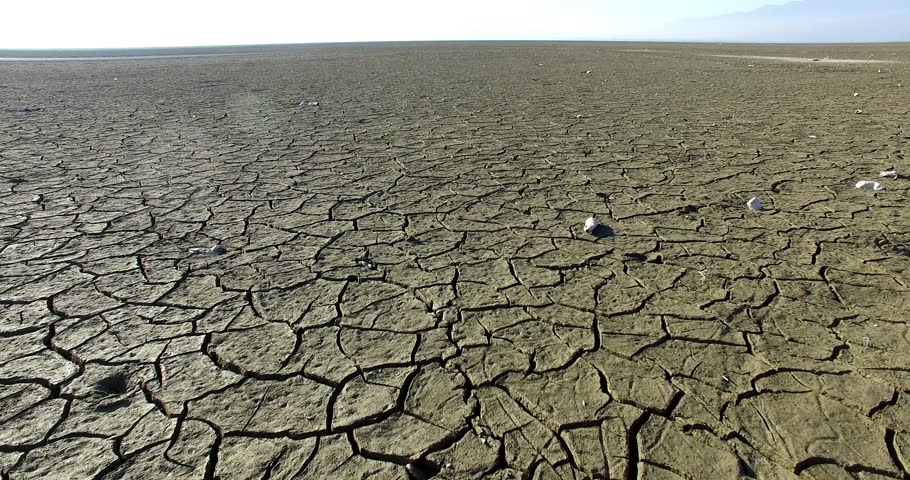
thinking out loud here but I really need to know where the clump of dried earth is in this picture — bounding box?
[1,42,909,479]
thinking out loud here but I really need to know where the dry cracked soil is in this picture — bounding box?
[1,42,910,479]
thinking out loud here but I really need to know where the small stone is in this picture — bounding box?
[208,245,227,255]
[862,337,872,348]
[853,92,859,97]
[854,109,864,114]
[746,197,764,211]
[583,216,599,234]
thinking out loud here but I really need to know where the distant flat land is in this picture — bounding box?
[1,42,909,479]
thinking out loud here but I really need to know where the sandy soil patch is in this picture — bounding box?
[709,53,901,63]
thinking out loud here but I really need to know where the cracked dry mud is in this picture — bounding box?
[1,42,909,479]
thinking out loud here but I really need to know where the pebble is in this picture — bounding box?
[854,109,864,114]
[355,255,377,270]
[747,197,764,211]
[209,245,227,255]
[583,216,599,234]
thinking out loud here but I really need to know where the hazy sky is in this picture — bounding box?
[3,0,795,49]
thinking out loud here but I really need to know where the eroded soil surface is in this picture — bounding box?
[1,42,909,479]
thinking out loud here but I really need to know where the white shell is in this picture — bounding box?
[583,216,599,234]
[746,197,764,211]
[856,181,885,191]
[880,169,899,179]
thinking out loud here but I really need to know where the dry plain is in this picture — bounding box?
[1,42,910,479]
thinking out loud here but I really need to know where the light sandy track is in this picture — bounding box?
[1,42,909,479]
[708,54,900,64]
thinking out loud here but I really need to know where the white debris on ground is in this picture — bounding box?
[747,197,764,211]
[880,169,899,179]
[188,245,227,255]
[583,216,599,234]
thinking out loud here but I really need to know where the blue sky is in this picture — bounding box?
[1,0,903,49]
[1,0,792,48]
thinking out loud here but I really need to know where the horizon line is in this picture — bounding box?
[3,39,910,52]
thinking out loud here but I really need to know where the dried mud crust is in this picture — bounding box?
[1,42,909,479]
